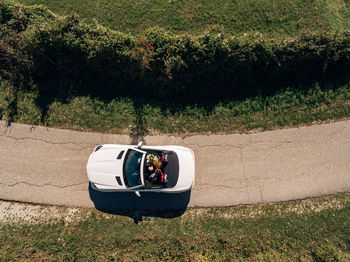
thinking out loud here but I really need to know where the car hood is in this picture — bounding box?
[86,148,126,188]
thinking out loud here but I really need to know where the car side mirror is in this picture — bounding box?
[135,191,141,197]
[137,141,143,149]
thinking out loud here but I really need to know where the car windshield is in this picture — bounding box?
[123,150,144,187]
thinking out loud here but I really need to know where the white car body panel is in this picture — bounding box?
[86,144,195,193]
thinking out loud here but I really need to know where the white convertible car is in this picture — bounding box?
[87,142,195,196]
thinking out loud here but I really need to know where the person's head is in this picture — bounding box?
[148,166,154,172]
[153,160,162,169]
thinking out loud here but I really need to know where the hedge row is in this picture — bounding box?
[1,1,350,105]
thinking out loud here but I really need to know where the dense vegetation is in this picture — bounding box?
[1,194,349,260]
[0,1,350,134]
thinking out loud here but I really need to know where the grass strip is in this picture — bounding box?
[15,0,350,37]
[0,194,349,261]
[1,80,349,135]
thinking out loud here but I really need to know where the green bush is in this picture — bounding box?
[0,1,54,33]
[1,0,350,106]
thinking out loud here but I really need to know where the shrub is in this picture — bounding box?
[1,0,350,106]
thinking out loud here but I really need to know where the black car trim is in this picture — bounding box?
[117,150,125,159]
[115,176,122,186]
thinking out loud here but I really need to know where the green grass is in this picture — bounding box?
[1,78,349,135]
[14,0,350,36]
[1,194,349,261]
[2,1,350,135]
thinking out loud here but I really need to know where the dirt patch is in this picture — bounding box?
[0,200,89,224]
[1,193,348,224]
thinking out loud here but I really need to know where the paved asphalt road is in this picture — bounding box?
[0,120,349,208]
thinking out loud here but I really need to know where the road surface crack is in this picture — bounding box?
[0,133,95,150]
[197,182,242,190]
[183,142,243,149]
[183,140,302,152]
[0,181,87,189]
[240,148,248,194]
[259,186,264,202]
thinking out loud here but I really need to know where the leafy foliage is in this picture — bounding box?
[1,1,350,133]
[2,1,350,98]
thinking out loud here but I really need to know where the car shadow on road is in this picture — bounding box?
[88,184,191,223]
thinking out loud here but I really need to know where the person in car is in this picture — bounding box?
[145,153,168,184]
